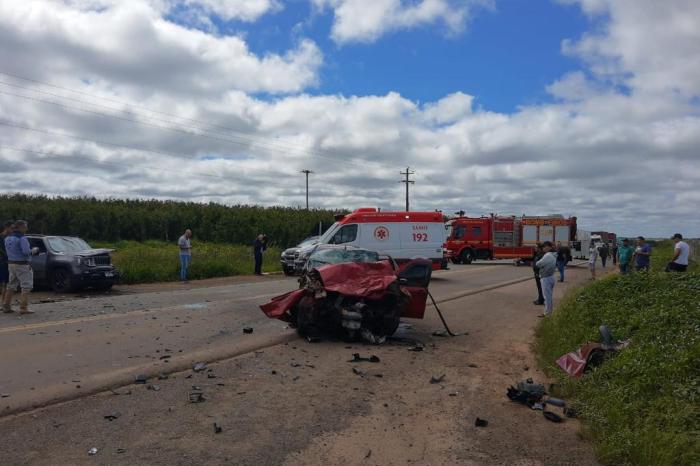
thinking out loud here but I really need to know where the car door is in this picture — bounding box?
[28,237,48,282]
[397,259,432,319]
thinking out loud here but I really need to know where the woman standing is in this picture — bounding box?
[588,242,599,280]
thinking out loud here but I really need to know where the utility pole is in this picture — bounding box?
[399,167,415,212]
[301,169,313,210]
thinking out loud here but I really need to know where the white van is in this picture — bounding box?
[297,208,447,270]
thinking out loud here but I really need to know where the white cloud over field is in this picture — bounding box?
[0,0,699,236]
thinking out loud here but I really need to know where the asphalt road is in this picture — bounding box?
[0,262,534,416]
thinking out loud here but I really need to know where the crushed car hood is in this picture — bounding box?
[75,248,114,257]
[260,260,404,322]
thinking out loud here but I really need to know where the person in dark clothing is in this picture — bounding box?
[555,241,572,282]
[611,243,618,265]
[599,243,610,267]
[253,234,267,275]
[0,220,14,302]
[532,243,545,305]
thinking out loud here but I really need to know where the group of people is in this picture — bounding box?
[1,220,36,314]
[532,233,692,318]
[177,229,269,282]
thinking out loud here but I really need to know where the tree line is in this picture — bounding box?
[0,194,338,247]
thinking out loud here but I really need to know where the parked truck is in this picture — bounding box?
[444,214,577,264]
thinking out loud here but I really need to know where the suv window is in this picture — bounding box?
[331,224,358,244]
[28,238,47,253]
[47,237,91,253]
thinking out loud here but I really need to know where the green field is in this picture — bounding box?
[535,242,699,465]
[96,240,282,284]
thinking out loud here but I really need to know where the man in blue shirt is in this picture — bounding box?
[633,236,652,271]
[2,220,36,314]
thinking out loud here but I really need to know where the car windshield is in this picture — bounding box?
[307,248,379,269]
[47,237,92,253]
[317,222,340,244]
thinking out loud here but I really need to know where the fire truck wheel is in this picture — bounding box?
[459,249,474,264]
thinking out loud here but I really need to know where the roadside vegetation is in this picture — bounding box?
[95,240,283,284]
[535,241,699,465]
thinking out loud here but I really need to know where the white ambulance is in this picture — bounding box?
[297,208,448,271]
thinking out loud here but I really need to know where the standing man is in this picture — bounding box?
[555,241,571,283]
[633,236,652,271]
[178,229,192,282]
[588,241,599,280]
[611,242,619,266]
[599,243,609,268]
[0,220,13,304]
[617,238,635,274]
[536,241,557,317]
[667,233,690,272]
[253,234,267,275]
[2,221,35,314]
[532,243,545,306]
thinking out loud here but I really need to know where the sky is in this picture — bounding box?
[0,0,699,237]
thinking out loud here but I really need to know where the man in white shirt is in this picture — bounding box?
[667,233,690,272]
[536,241,558,317]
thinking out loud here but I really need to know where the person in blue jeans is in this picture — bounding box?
[178,229,192,282]
[617,238,635,274]
[555,241,571,282]
[253,234,267,275]
[633,236,652,271]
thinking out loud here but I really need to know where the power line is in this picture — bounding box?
[399,166,415,212]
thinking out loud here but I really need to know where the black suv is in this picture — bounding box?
[27,235,120,292]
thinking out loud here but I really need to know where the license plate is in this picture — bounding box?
[104,272,114,277]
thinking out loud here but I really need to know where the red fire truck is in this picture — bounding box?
[445,214,577,264]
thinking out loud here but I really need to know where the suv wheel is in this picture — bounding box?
[50,268,74,293]
[459,249,474,265]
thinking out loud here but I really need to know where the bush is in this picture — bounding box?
[99,240,282,284]
[535,244,700,465]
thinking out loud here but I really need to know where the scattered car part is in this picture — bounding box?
[474,417,488,427]
[193,362,207,372]
[213,422,222,434]
[564,407,578,418]
[189,391,205,403]
[103,412,121,421]
[543,411,564,423]
[349,353,381,363]
[546,397,566,407]
[243,327,253,334]
[134,374,148,384]
[556,326,630,378]
[430,374,446,384]
[507,378,546,407]
[88,448,98,456]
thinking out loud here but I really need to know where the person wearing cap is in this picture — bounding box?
[633,236,652,271]
[667,233,690,272]
[617,238,635,274]
[2,220,36,314]
[0,220,14,302]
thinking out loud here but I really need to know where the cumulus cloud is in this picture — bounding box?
[313,0,493,44]
[182,0,281,22]
[0,0,699,236]
[0,0,321,95]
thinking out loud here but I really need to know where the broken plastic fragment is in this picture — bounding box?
[193,362,207,372]
[474,417,488,427]
[243,327,253,334]
[214,422,222,434]
[88,447,98,456]
[543,411,563,423]
[430,374,446,384]
[103,412,121,421]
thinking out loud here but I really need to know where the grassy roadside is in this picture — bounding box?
[94,240,282,284]
[535,241,700,465]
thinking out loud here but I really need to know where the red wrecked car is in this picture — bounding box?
[260,245,432,343]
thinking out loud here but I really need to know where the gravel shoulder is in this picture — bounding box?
[0,265,604,465]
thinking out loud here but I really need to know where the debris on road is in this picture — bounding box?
[352,367,366,376]
[407,346,423,352]
[147,384,161,391]
[193,362,207,372]
[507,378,545,407]
[243,326,254,334]
[546,397,566,407]
[474,417,488,427]
[188,391,205,403]
[88,447,98,456]
[430,374,446,384]
[103,412,121,421]
[432,330,448,337]
[543,411,564,423]
[349,353,380,363]
[134,374,148,384]
[157,373,169,380]
[213,422,223,434]
[564,407,578,418]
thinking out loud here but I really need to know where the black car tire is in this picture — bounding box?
[459,249,474,265]
[50,268,74,293]
[283,266,295,276]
